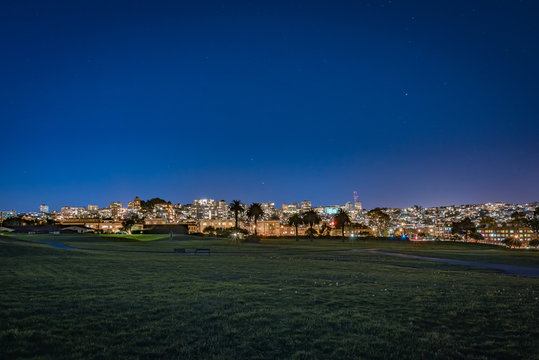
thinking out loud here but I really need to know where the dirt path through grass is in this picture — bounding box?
[348,249,539,278]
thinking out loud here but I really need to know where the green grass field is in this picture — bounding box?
[1,234,538,359]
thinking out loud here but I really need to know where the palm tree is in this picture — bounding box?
[302,209,321,241]
[246,203,264,236]
[229,200,244,229]
[334,209,351,241]
[288,213,303,241]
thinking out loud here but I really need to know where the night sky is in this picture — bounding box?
[1,0,538,212]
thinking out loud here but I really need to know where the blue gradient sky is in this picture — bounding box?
[1,0,538,212]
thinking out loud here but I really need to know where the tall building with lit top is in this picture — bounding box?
[128,196,142,211]
[109,202,123,218]
[301,200,311,210]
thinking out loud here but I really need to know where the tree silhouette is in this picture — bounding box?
[287,213,303,241]
[509,211,528,227]
[319,223,332,237]
[302,209,321,241]
[246,203,264,236]
[451,217,477,242]
[140,198,168,210]
[229,200,244,229]
[121,218,136,234]
[367,208,391,236]
[527,209,539,234]
[502,236,521,248]
[203,225,216,235]
[478,216,498,228]
[334,209,351,241]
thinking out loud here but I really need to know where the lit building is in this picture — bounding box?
[192,198,215,219]
[98,208,112,219]
[61,206,87,218]
[154,203,172,218]
[477,227,537,244]
[252,220,281,237]
[0,210,17,220]
[60,219,123,233]
[127,196,142,211]
[145,218,167,225]
[40,204,49,213]
[109,202,124,218]
[354,201,362,210]
[324,206,340,215]
[282,203,300,214]
[88,205,99,211]
[260,202,276,218]
[277,222,326,237]
[198,219,236,233]
[301,200,311,210]
[434,224,452,239]
[215,200,229,219]
[281,224,308,236]
[191,199,231,220]
[186,222,198,233]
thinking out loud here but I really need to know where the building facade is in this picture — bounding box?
[477,227,537,244]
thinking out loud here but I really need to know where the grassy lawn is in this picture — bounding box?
[1,234,538,359]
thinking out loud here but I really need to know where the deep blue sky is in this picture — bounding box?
[1,0,538,212]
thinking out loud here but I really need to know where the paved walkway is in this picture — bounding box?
[347,249,539,278]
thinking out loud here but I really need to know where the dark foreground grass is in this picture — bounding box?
[1,236,538,359]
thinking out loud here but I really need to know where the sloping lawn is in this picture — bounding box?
[1,237,538,359]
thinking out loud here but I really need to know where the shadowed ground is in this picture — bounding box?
[347,249,539,278]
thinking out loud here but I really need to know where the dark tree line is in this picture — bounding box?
[140,198,170,210]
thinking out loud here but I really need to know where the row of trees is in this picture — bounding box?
[450,218,483,241]
[229,201,393,241]
[478,209,539,229]
[231,200,353,241]
[229,201,264,238]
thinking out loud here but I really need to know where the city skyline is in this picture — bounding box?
[1,0,539,212]
[3,195,537,243]
[3,192,539,214]
[4,195,538,214]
